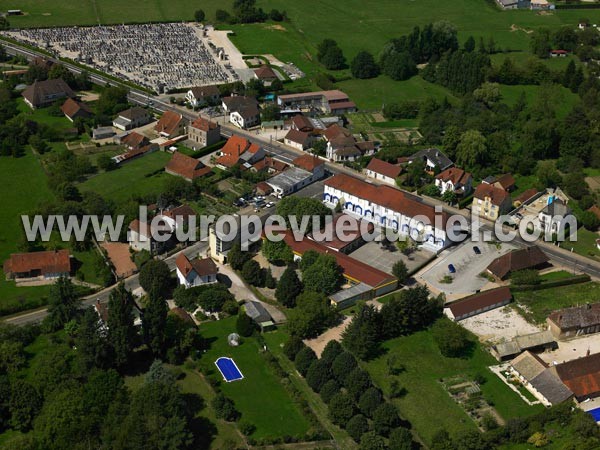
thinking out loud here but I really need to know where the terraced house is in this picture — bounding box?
[323,174,458,252]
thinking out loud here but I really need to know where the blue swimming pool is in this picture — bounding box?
[215,357,244,382]
[587,407,600,422]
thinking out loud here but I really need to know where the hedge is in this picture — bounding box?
[188,139,227,159]
[510,274,591,292]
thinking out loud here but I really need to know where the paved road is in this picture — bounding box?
[5,39,600,323]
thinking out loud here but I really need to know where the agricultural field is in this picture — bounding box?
[196,317,312,441]
[78,151,172,204]
[364,327,543,446]
[0,150,55,315]
[512,281,600,324]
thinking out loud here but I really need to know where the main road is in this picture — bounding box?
[4,39,600,326]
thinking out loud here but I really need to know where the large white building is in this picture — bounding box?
[323,174,457,252]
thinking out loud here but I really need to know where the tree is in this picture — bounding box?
[76,307,109,371]
[294,346,317,376]
[351,51,380,79]
[431,319,472,358]
[341,304,381,360]
[283,336,305,360]
[389,427,413,450]
[464,36,476,52]
[380,286,441,339]
[456,130,487,170]
[358,387,383,418]
[107,283,136,370]
[306,359,331,392]
[241,259,263,286]
[97,153,117,171]
[227,242,251,270]
[194,9,205,22]
[276,196,332,233]
[331,351,358,382]
[347,414,369,442]
[317,39,346,70]
[236,312,256,337]
[321,340,344,366]
[262,239,293,264]
[383,51,417,81]
[260,104,280,122]
[215,9,231,23]
[145,359,176,385]
[139,260,171,298]
[359,431,387,450]
[275,267,303,307]
[530,28,552,58]
[299,250,320,271]
[344,367,372,400]
[328,392,356,426]
[302,254,343,296]
[580,210,600,231]
[212,394,239,421]
[372,402,401,436]
[320,379,340,404]
[287,292,338,339]
[392,260,409,284]
[9,379,42,431]
[44,277,79,332]
[264,268,276,289]
[143,284,168,357]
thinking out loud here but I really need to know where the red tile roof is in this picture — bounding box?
[176,253,218,278]
[165,152,212,180]
[60,98,92,119]
[4,249,70,276]
[366,158,402,179]
[293,154,324,172]
[161,204,196,222]
[190,117,218,132]
[216,135,256,168]
[325,174,450,227]
[278,230,396,288]
[121,132,148,150]
[473,183,510,207]
[435,167,471,185]
[588,205,600,220]
[284,129,310,146]
[495,173,516,191]
[555,352,600,399]
[446,287,512,319]
[154,111,183,136]
[486,246,549,280]
[291,114,314,131]
[515,188,539,205]
[254,65,278,80]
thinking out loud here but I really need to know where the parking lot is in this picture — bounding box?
[419,240,516,298]
[349,239,435,276]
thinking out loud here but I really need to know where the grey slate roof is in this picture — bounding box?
[529,369,574,405]
[411,148,453,171]
[495,331,555,359]
[244,301,272,324]
[548,302,600,331]
[541,198,572,217]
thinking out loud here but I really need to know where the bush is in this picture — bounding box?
[283,336,305,361]
[239,420,256,436]
[222,300,239,316]
[344,368,372,400]
[294,346,317,376]
[319,379,340,404]
[510,269,541,286]
[431,319,473,358]
[320,340,344,366]
[212,394,239,421]
[328,392,356,426]
[236,312,256,337]
[241,260,263,286]
[346,414,369,442]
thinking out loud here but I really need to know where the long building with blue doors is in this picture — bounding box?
[323,173,459,253]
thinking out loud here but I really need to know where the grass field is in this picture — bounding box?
[78,152,172,204]
[512,281,600,324]
[0,150,56,314]
[364,327,543,446]
[560,227,600,260]
[498,83,579,119]
[197,317,311,441]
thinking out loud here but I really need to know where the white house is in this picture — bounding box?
[537,197,574,237]
[112,107,152,131]
[175,253,218,288]
[186,85,220,108]
[222,96,260,129]
[323,174,458,252]
[434,167,472,195]
[364,158,402,185]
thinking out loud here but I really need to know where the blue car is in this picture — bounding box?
[473,246,481,255]
[448,264,456,274]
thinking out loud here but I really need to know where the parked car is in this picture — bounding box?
[265,202,274,208]
[448,264,456,274]
[473,246,481,255]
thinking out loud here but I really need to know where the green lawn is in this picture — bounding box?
[197,317,311,441]
[560,227,600,260]
[512,281,600,324]
[0,150,56,315]
[364,327,542,446]
[78,151,172,203]
[539,270,574,282]
[16,98,76,135]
